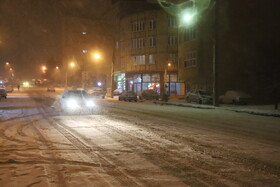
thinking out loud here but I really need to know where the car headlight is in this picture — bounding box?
[86,100,95,107]
[67,100,79,109]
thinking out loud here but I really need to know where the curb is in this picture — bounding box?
[225,108,280,118]
[154,101,280,118]
[154,101,215,109]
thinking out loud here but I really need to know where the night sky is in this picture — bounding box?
[0,0,111,80]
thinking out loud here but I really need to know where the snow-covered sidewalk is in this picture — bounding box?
[154,98,280,118]
[103,95,280,117]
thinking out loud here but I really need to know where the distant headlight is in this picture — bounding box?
[67,100,79,109]
[86,100,95,107]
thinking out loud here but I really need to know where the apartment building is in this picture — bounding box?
[113,3,185,95]
[177,0,279,103]
[111,0,279,103]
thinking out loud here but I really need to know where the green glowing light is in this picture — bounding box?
[183,13,193,23]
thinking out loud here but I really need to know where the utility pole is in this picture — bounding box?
[110,39,115,98]
[65,71,68,88]
[213,0,219,106]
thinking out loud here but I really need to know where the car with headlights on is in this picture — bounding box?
[60,90,95,114]
[119,91,137,102]
[185,90,213,104]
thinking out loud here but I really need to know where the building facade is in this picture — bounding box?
[112,0,279,103]
[113,6,185,96]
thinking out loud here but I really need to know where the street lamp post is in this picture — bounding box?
[212,0,219,106]
[111,50,115,98]
[65,72,68,88]
[164,62,172,95]
[178,0,219,106]
[65,62,75,88]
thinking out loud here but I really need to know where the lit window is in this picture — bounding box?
[82,32,87,35]
[149,54,156,64]
[139,55,145,65]
[82,50,88,54]
[132,55,146,65]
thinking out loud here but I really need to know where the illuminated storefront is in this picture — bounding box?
[116,72,185,96]
[115,73,126,92]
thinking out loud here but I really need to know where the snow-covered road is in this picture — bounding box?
[0,88,279,186]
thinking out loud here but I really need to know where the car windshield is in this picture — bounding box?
[68,90,88,98]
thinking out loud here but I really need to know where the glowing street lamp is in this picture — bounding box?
[69,62,75,68]
[41,66,47,74]
[183,12,194,23]
[65,62,76,88]
[179,9,196,27]
[92,53,101,61]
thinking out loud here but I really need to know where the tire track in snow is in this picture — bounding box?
[96,107,280,186]
[46,117,143,187]
[29,118,67,186]
[86,116,233,187]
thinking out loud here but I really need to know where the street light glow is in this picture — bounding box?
[183,13,193,22]
[42,66,47,71]
[56,66,59,69]
[6,62,9,65]
[93,53,101,60]
[179,8,197,27]
[70,62,75,68]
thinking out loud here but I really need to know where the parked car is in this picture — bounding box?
[113,88,123,95]
[87,87,106,99]
[185,90,213,104]
[219,90,251,105]
[0,88,7,100]
[5,85,14,93]
[139,90,160,100]
[60,90,95,113]
[119,91,137,102]
[47,86,55,92]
